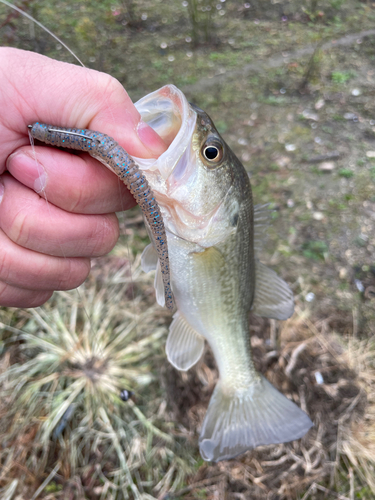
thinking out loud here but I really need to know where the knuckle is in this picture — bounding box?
[4,203,34,248]
[68,184,85,213]
[55,259,91,290]
[26,291,53,308]
[0,281,51,308]
[0,248,10,283]
[98,73,125,101]
[90,214,119,256]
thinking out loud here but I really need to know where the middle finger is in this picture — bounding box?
[0,173,119,257]
[7,145,136,214]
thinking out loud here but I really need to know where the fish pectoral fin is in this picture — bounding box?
[166,311,205,371]
[199,375,313,462]
[154,260,166,307]
[252,260,294,320]
[141,243,159,273]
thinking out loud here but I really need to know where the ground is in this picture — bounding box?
[0,0,375,499]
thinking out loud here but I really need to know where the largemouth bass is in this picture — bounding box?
[135,85,313,462]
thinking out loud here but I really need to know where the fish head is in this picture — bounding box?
[134,85,248,247]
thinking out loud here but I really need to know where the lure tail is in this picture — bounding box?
[199,375,313,461]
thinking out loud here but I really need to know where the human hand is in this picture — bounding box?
[0,47,167,308]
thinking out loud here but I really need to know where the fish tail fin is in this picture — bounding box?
[199,375,313,462]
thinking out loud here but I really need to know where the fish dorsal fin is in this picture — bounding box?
[154,260,166,307]
[252,260,294,320]
[166,311,205,371]
[253,203,272,255]
[141,243,158,273]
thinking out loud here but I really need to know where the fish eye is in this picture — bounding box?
[201,139,224,166]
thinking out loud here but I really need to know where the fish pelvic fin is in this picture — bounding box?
[141,244,167,308]
[166,311,205,371]
[199,375,313,462]
[141,243,158,273]
[154,260,166,307]
[252,260,294,320]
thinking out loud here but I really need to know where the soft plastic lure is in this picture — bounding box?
[28,122,174,310]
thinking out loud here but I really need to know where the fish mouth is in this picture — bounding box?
[133,85,197,181]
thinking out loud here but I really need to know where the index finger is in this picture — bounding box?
[0,48,167,171]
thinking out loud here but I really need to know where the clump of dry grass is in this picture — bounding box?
[0,245,191,499]
[339,337,375,495]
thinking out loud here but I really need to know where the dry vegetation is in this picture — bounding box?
[1,0,375,498]
[1,269,375,499]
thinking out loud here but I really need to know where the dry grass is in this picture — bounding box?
[163,304,375,500]
[0,243,374,499]
[339,337,375,495]
[0,244,191,499]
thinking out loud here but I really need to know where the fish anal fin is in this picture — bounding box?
[252,260,294,320]
[141,243,158,273]
[199,375,313,462]
[166,312,205,371]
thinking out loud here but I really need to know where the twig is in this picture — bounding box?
[349,467,354,500]
[270,319,277,348]
[30,463,60,500]
[352,307,358,338]
[301,482,350,500]
[128,400,173,443]
[285,342,307,377]
[1,479,18,500]
[315,484,350,500]
[300,482,316,500]
[169,475,226,498]
[305,152,340,163]
[262,454,291,467]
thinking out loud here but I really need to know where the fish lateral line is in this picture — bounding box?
[28,122,174,310]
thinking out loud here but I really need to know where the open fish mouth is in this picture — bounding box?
[133,85,197,182]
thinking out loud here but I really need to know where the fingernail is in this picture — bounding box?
[0,177,4,204]
[7,152,47,194]
[137,119,167,156]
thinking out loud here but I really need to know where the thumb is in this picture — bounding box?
[0,48,167,160]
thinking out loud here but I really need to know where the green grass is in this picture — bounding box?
[302,240,329,261]
[331,70,356,83]
[339,168,355,178]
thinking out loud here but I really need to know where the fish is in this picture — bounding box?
[134,85,313,462]
[28,82,313,461]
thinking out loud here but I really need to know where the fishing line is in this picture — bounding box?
[0,0,85,67]
[2,1,142,343]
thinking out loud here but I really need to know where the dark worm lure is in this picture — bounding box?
[28,122,174,310]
